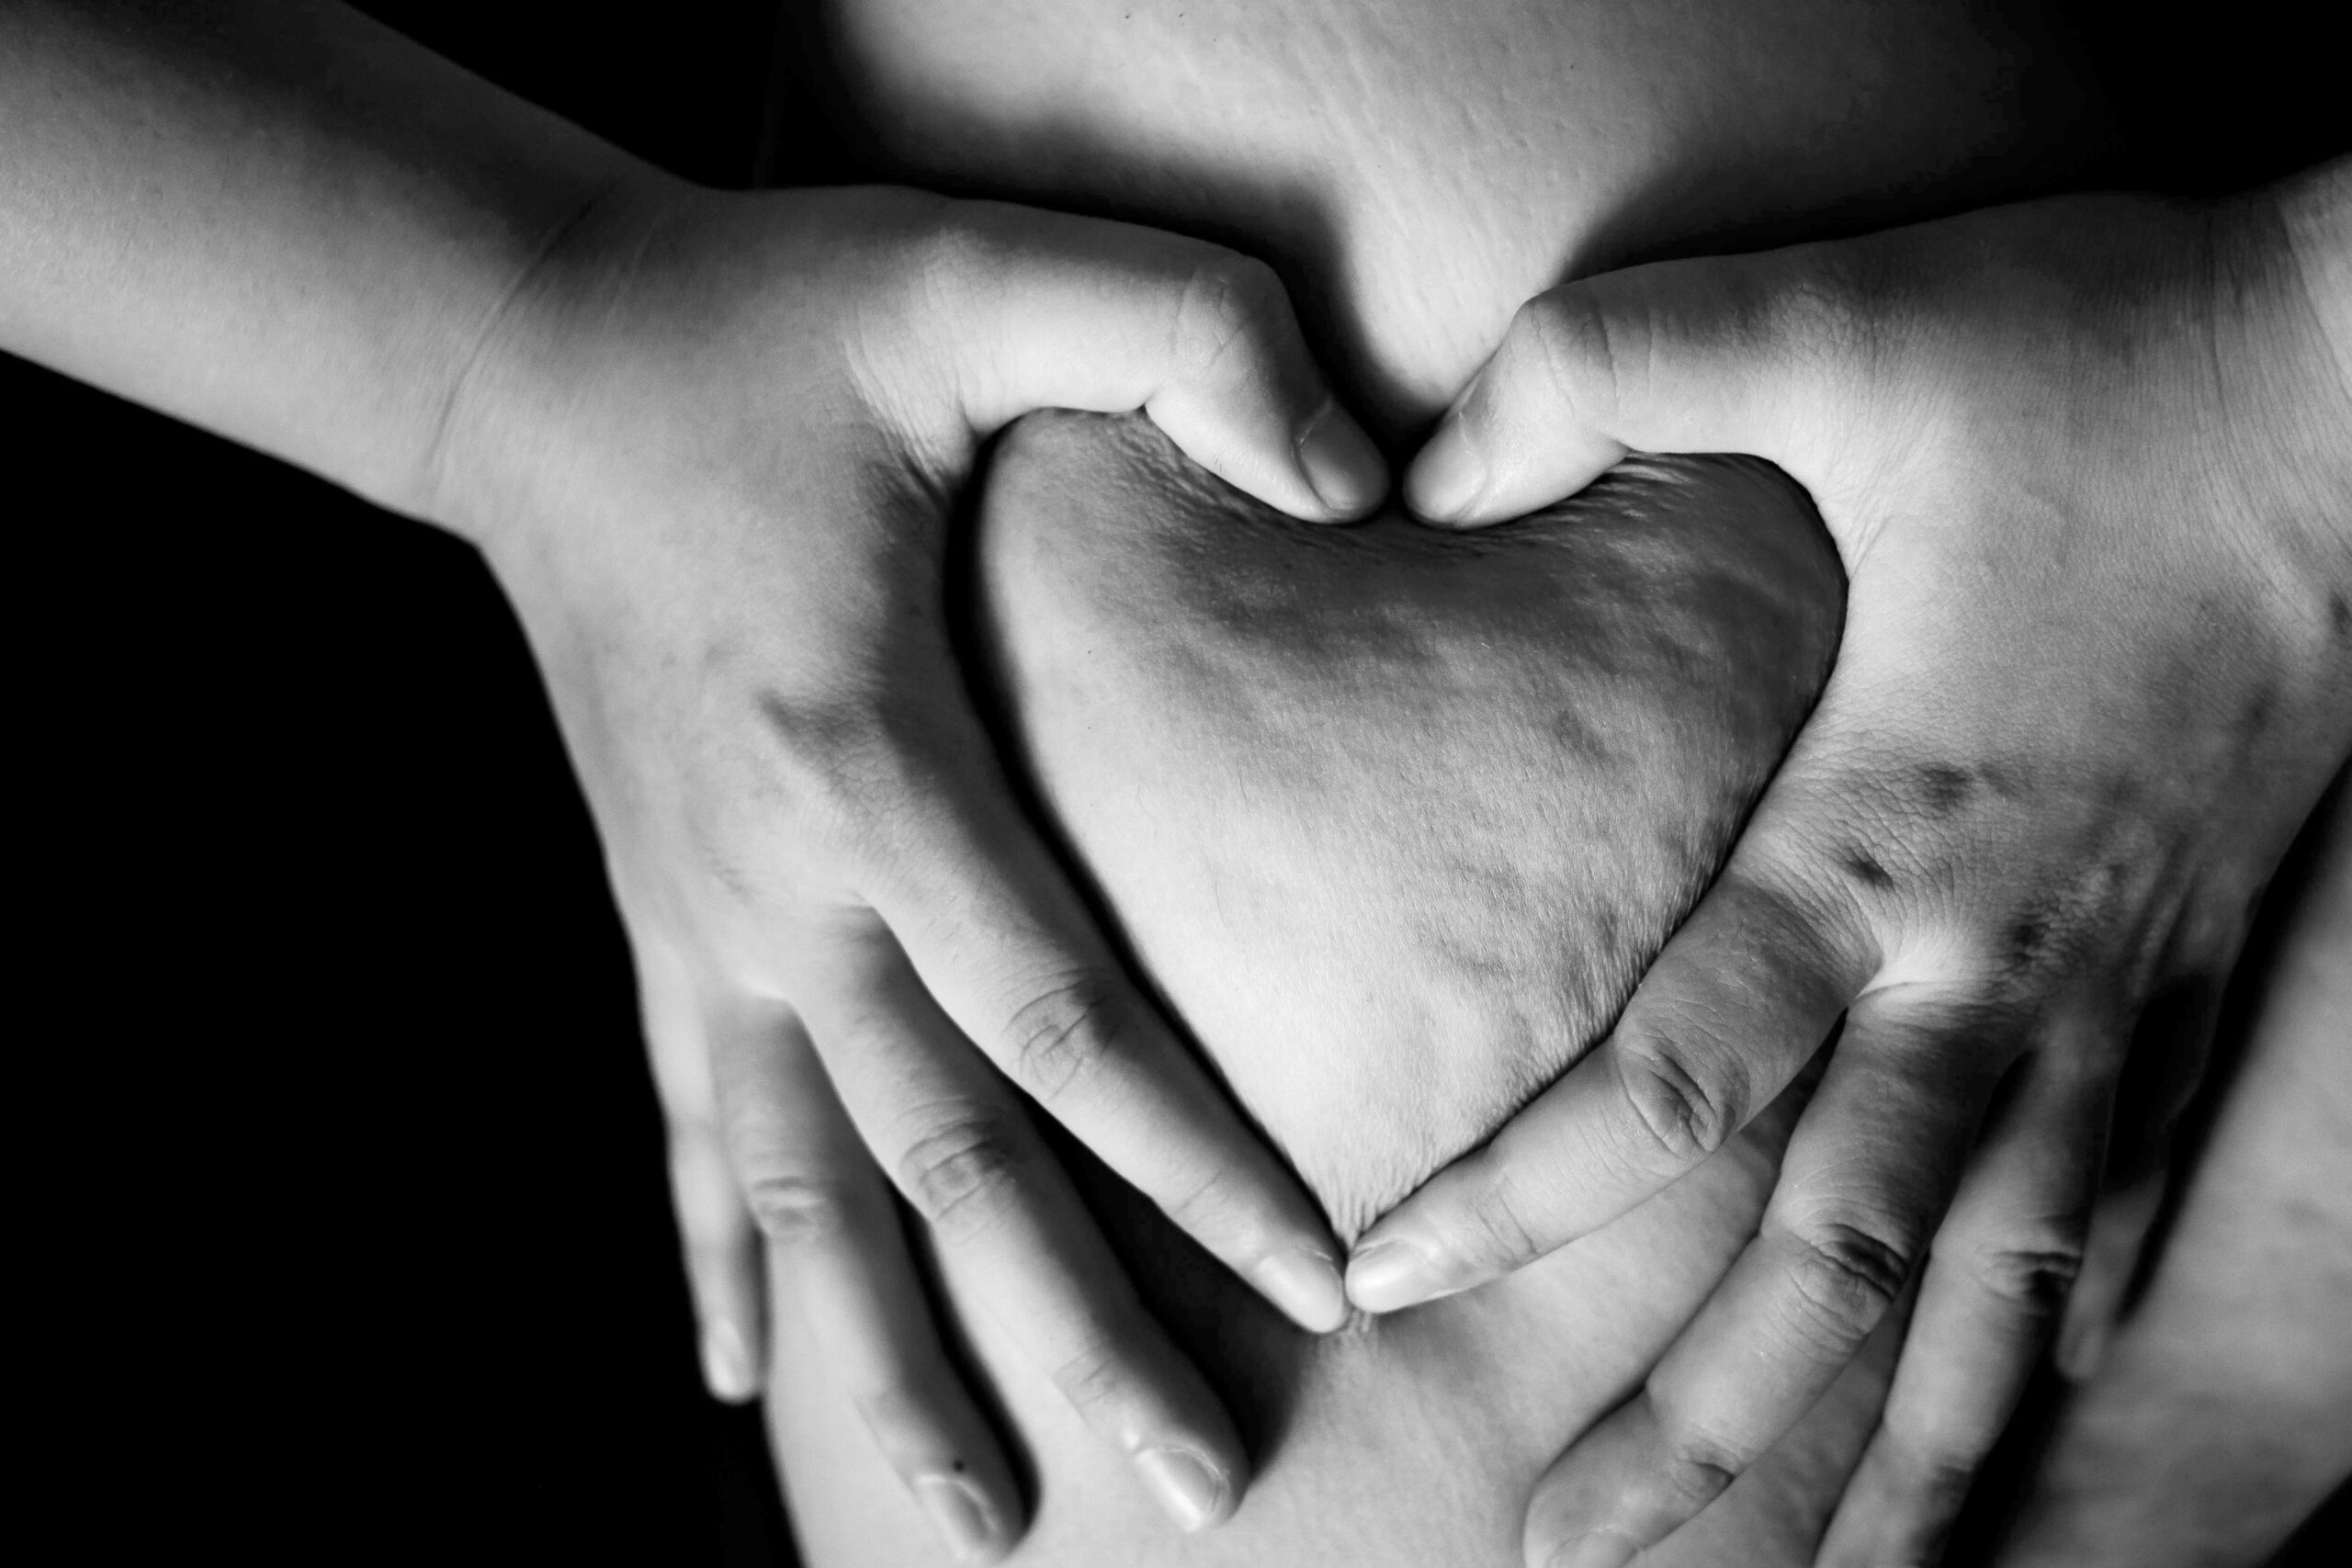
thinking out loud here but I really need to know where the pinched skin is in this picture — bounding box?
[974,412,1843,1239]
[764,2,2097,1561]
[763,419,1860,1568]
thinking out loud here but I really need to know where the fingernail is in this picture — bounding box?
[1254,1247,1349,1333]
[1295,396,1388,516]
[1546,1530,1641,1568]
[1407,412,1486,524]
[1345,1236,1449,1313]
[1135,1446,1229,1532]
[700,1318,758,1402]
[915,1473,1001,1562]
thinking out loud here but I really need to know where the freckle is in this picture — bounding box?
[1845,852,1894,888]
[1917,763,1973,816]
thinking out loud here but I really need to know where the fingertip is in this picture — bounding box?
[1403,383,1625,528]
[1294,396,1388,519]
[699,1315,761,1403]
[1521,1412,1657,1568]
[1343,1232,1462,1314]
[1403,410,1487,525]
[1135,1444,1237,1532]
[1253,1245,1350,1333]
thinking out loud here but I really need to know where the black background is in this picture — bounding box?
[8,3,2345,1562]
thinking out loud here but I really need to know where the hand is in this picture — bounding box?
[0,11,1381,1554]
[1344,157,2352,1567]
[436,178,1386,1553]
[1987,777,2351,1568]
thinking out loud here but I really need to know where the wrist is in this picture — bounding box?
[410,164,695,552]
[2202,162,2352,601]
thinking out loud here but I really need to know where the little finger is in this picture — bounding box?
[1816,1043,2111,1566]
[1523,987,2012,1568]
[712,994,1023,1562]
[797,917,1249,1534]
[634,926,765,1403]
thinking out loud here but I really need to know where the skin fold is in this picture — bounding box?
[1368,160,2352,1567]
[764,412,1867,1568]
[753,0,2112,1560]
[971,417,1842,1242]
[12,5,2335,1564]
[1,6,1397,1548]
[816,0,2100,432]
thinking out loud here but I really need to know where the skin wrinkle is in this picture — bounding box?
[974,413,1844,1236]
[825,1,2095,435]
[754,10,2121,1562]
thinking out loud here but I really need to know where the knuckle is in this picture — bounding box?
[1781,1219,1916,1353]
[1656,1426,1744,1509]
[1517,288,1618,414]
[1778,261,1869,360]
[742,1171,860,1246]
[1156,1156,1246,1239]
[752,689,889,826]
[1005,970,1131,1100]
[750,686,944,858]
[1170,254,1284,378]
[1613,1040,1742,1165]
[1047,1332,1132,1422]
[1462,1164,1545,1270]
[897,1108,1030,1229]
[905,211,1003,312]
[1967,1239,2085,1316]
[1890,1429,1991,1511]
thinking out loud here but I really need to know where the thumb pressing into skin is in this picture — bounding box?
[1406,245,1862,527]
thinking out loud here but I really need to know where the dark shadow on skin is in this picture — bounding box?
[775,3,2118,445]
[1944,765,2352,1568]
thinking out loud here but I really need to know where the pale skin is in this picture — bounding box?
[1,3,1393,1556]
[12,3,2352,1564]
[1354,161,2352,1566]
[1995,779,2352,1568]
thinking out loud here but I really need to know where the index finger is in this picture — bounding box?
[849,718,1350,1336]
[1345,862,1868,1312]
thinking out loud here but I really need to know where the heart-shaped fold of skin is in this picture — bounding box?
[971,409,1846,1243]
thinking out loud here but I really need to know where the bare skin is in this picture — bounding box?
[1369,159,2352,1566]
[1992,779,2351,1568]
[1,4,1396,1551]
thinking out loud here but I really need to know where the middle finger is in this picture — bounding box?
[795,912,1249,1534]
[1524,984,2013,1567]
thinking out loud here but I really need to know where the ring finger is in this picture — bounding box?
[794,912,1249,1535]
[1815,1035,2112,1566]
[709,992,1023,1562]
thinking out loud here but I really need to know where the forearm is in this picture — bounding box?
[0,1,661,525]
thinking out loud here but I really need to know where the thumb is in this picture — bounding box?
[940,203,1388,521]
[1405,244,1859,526]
